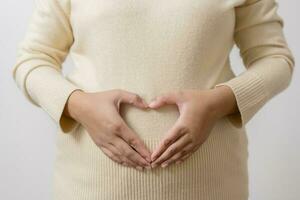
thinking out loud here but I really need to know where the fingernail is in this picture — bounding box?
[142,159,150,166]
[148,101,156,108]
[161,163,168,168]
[151,163,158,168]
[151,155,157,161]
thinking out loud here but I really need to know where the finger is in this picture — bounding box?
[118,90,148,109]
[161,143,195,167]
[174,154,191,165]
[151,133,192,167]
[100,146,124,165]
[117,123,152,163]
[105,142,136,168]
[151,121,187,162]
[113,136,150,169]
[106,116,152,163]
[179,152,193,162]
[175,146,197,165]
[148,92,179,109]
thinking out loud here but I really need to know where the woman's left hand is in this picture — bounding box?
[149,86,238,168]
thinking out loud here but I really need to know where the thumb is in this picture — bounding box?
[148,92,178,109]
[118,91,148,109]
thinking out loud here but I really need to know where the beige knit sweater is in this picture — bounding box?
[12,0,295,199]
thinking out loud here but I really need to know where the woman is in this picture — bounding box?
[12,0,295,199]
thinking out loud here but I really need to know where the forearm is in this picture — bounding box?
[24,66,84,133]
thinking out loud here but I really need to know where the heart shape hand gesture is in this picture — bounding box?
[66,86,237,171]
[148,87,236,169]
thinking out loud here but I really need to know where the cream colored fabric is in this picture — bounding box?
[11,0,295,199]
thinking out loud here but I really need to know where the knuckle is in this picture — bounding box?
[131,94,141,103]
[181,150,187,156]
[95,139,104,147]
[125,150,134,158]
[164,139,171,147]
[107,121,123,134]
[113,151,121,157]
[178,125,190,134]
[128,138,139,148]
[127,136,135,143]
[186,134,194,143]
[110,156,119,163]
[168,146,177,154]
[107,140,115,146]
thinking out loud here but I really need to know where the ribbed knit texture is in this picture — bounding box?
[11,0,295,199]
[52,117,249,200]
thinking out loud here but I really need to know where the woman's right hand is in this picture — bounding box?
[65,89,152,171]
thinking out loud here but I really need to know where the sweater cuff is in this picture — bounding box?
[214,69,267,129]
[24,66,84,134]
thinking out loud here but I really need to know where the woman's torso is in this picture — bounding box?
[53,0,249,199]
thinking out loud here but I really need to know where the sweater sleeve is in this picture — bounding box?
[11,0,84,134]
[214,0,295,128]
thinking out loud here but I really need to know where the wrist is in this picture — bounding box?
[64,89,86,121]
[209,85,238,119]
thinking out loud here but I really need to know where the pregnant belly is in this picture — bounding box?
[119,103,180,140]
[53,106,249,200]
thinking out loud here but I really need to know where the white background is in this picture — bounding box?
[0,0,299,199]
